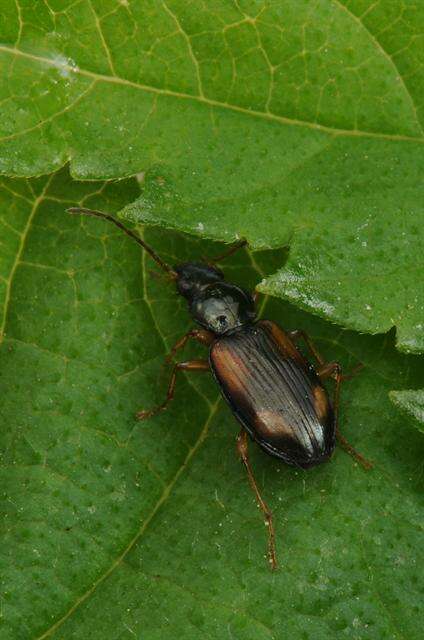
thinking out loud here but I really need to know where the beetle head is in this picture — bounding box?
[190,282,256,335]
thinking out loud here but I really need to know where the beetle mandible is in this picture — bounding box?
[68,207,372,570]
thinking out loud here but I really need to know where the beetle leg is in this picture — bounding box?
[336,432,373,470]
[236,429,278,570]
[317,361,341,381]
[166,329,214,363]
[289,330,364,380]
[317,362,373,470]
[252,290,260,306]
[288,330,326,366]
[136,360,209,420]
[205,239,247,264]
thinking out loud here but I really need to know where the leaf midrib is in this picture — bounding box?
[0,45,423,145]
[35,398,221,640]
[0,175,53,345]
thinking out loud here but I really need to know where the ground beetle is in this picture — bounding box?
[68,207,372,570]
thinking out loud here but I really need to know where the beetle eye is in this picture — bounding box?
[179,280,192,293]
[217,315,227,329]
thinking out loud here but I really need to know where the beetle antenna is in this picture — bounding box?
[68,207,177,278]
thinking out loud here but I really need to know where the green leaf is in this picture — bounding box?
[1,2,423,352]
[389,389,424,434]
[122,144,424,355]
[1,169,424,639]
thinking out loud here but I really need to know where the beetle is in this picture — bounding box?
[68,206,372,569]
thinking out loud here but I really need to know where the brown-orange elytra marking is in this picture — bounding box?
[312,384,330,422]
[253,409,294,440]
[68,207,372,572]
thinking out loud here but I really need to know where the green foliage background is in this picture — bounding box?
[0,2,423,639]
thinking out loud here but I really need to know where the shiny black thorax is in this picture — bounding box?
[174,262,335,469]
[175,262,257,334]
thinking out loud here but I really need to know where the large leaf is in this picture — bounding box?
[122,139,424,354]
[1,169,424,639]
[0,1,423,352]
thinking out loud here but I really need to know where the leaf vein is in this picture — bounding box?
[0,45,422,143]
[333,0,423,135]
[87,0,117,77]
[0,81,96,143]
[161,1,204,98]
[0,175,54,346]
